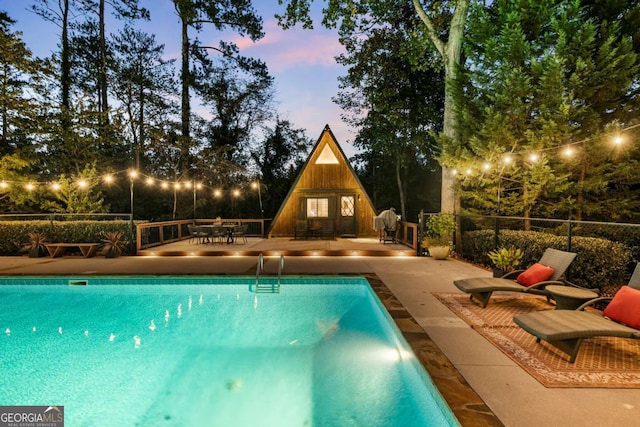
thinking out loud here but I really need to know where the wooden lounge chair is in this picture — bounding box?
[513,263,640,363]
[453,248,577,308]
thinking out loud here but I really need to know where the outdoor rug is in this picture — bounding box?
[434,292,640,388]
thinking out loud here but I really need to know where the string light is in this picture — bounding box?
[451,123,638,178]
[563,146,574,157]
[0,169,255,201]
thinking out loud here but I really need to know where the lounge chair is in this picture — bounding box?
[513,263,640,363]
[454,248,577,308]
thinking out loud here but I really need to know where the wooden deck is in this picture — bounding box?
[138,237,416,257]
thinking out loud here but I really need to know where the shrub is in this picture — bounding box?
[0,220,134,256]
[462,229,632,292]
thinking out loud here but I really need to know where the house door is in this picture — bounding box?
[337,194,356,237]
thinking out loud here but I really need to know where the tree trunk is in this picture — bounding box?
[575,162,586,221]
[180,14,190,173]
[61,0,70,131]
[395,151,407,221]
[523,186,531,231]
[99,0,109,124]
[1,65,7,146]
[137,80,144,170]
[412,0,469,214]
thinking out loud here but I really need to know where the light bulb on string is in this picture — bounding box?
[563,146,574,158]
[613,135,623,146]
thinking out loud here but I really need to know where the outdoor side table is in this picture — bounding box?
[546,285,599,310]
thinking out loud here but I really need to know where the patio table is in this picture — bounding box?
[198,224,236,244]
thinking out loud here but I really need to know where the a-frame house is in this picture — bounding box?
[268,125,378,238]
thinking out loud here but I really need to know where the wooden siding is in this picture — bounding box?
[268,126,378,238]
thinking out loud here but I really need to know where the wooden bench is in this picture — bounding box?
[45,243,101,258]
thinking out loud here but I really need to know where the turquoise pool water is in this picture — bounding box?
[0,276,459,426]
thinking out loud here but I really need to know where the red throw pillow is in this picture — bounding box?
[516,263,555,287]
[603,286,640,329]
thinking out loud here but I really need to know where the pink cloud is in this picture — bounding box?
[228,21,345,72]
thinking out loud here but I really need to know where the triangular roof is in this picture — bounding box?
[267,124,377,236]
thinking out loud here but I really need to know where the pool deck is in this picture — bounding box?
[1,253,638,426]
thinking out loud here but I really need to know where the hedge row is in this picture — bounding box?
[460,229,633,294]
[0,220,134,256]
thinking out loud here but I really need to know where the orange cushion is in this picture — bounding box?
[516,263,555,286]
[603,286,640,329]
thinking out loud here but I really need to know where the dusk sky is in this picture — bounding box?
[2,0,358,156]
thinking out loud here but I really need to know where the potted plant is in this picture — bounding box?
[24,232,49,258]
[100,231,129,258]
[421,213,456,260]
[487,246,524,277]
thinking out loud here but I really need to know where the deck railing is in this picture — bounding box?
[396,221,419,252]
[137,218,418,253]
[136,219,266,251]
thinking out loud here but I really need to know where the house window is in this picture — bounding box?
[307,198,329,217]
[315,144,339,164]
[341,196,354,216]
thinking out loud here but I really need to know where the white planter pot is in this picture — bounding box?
[428,246,451,260]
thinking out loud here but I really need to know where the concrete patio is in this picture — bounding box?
[0,253,638,426]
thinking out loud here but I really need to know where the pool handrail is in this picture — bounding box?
[277,255,284,287]
[255,253,264,287]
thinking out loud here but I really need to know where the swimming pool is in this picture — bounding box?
[0,276,459,426]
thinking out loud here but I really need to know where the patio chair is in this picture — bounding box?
[187,224,208,244]
[321,220,335,239]
[453,247,577,308]
[513,263,640,363]
[233,224,248,244]
[208,225,227,244]
[295,220,308,239]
